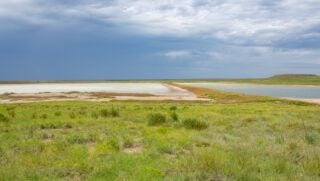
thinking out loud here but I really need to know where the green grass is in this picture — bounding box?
[0,101,319,180]
[182,118,208,130]
[148,113,167,126]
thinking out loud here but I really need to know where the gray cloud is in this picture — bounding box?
[0,0,319,78]
[1,0,319,45]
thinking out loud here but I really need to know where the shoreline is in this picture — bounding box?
[282,98,320,104]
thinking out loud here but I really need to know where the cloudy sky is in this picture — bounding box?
[0,0,319,80]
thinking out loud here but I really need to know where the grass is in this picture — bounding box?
[0,100,319,180]
[0,113,9,122]
[148,113,167,126]
[182,118,209,130]
[100,107,120,118]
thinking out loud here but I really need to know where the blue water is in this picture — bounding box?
[184,83,320,99]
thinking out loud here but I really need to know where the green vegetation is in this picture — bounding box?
[182,118,209,130]
[148,113,167,126]
[0,113,9,122]
[100,107,120,118]
[0,100,319,180]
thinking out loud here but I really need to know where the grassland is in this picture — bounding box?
[0,94,319,180]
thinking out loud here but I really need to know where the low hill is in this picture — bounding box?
[223,74,320,85]
[270,74,319,79]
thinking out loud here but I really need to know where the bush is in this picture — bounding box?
[0,113,9,122]
[170,106,177,111]
[54,111,62,116]
[78,110,87,116]
[110,107,120,117]
[100,108,120,118]
[305,132,317,145]
[31,113,37,119]
[170,111,179,121]
[8,110,15,118]
[183,118,208,130]
[91,112,98,119]
[100,109,110,117]
[69,112,76,119]
[64,123,73,129]
[148,113,166,126]
[40,114,48,119]
[40,123,57,129]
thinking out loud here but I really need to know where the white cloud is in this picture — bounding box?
[162,50,192,59]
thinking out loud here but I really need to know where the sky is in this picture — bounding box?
[0,0,320,80]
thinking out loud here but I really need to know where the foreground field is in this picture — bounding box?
[0,100,319,180]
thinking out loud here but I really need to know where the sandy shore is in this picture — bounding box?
[282,98,320,104]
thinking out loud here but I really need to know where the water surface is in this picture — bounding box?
[183,83,320,99]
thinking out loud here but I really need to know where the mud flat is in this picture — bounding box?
[0,83,210,103]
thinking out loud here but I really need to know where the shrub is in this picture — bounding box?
[170,106,177,111]
[305,132,317,145]
[110,139,120,151]
[40,123,57,129]
[110,107,120,117]
[170,111,179,121]
[64,123,73,129]
[6,106,15,111]
[0,113,9,122]
[78,110,87,116]
[40,114,48,119]
[122,137,134,148]
[148,113,166,126]
[183,118,208,130]
[8,110,15,118]
[100,109,110,117]
[100,108,120,118]
[69,112,76,119]
[54,111,62,116]
[91,112,98,119]
[31,113,37,119]
[242,117,256,123]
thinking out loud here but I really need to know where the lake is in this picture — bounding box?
[182,83,320,99]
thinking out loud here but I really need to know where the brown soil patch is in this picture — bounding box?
[123,144,143,154]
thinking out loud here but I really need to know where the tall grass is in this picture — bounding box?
[0,101,319,180]
[100,107,120,118]
[183,118,208,130]
[148,113,166,126]
[0,113,9,122]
